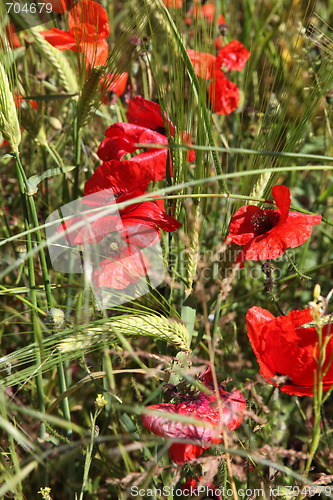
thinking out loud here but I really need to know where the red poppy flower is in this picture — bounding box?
[141,366,246,464]
[92,244,150,289]
[101,72,128,103]
[216,41,250,71]
[58,160,181,247]
[187,42,250,115]
[181,477,222,499]
[97,95,195,180]
[226,185,322,267]
[41,0,110,67]
[246,306,333,396]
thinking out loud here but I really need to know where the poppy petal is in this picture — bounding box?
[209,72,240,115]
[120,200,181,233]
[169,443,205,464]
[129,149,171,181]
[84,160,152,202]
[40,29,76,50]
[216,40,250,71]
[97,123,168,161]
[127,95,173,135]
[272,185,291,223]
[92,245,149,289]
[228,205,264,245]
[68,0,110,39]
[187,48,216,79]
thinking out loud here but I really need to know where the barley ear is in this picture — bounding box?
[31,28,78,94]
[0,62,21,152]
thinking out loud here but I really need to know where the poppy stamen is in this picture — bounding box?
[251,210,280,236]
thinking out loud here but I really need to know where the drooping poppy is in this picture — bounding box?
[141,366,246,464]
[246,306,333,396]
[97,95,195,180]
[41,0,110,67]
[92,244,150,289]
[58,159,181,247]
[226,185,322,267]
[187,41,250,115]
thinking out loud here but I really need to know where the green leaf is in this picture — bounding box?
[26,166,75,195]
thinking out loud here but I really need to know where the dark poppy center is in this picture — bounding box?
[155,125,166,136]
[251,209,280,236]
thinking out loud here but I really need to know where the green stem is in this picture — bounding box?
[286,250,313,281]
[14,152,53,308]
[15,156,45,439]
[304,324,324,478]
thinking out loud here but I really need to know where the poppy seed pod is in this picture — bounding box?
[141,366,246,464]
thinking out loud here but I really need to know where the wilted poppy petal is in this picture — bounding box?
[216,40,250,71]
[141,366,246,464]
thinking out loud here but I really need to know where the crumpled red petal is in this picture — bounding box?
[216,40,250,71]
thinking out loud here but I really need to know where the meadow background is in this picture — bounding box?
[0,0,333,498]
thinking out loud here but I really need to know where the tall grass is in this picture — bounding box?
[0,0,333,498]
